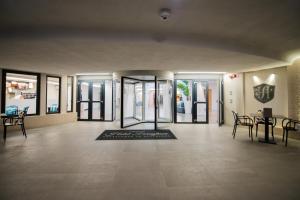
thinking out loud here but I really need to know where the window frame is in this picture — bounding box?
[46,75,61,114]
[1,69,41,116]
[67,76,74,112]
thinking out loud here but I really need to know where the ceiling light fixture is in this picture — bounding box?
[176,72,226,74]
[159,8,171,21]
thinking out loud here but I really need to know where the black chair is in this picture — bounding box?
[255,117,276,140]
[232,111,254,141]
[2,107,28,141]
[283,119,300,147]
[282,118,292,142]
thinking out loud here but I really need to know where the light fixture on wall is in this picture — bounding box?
[229,74,238,79]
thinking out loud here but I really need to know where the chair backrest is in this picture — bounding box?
[23,106,29,115]
[232,111,238,123]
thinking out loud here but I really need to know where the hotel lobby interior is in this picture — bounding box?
[0,0,300,200]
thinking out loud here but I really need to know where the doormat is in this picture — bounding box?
[96,129,177,140]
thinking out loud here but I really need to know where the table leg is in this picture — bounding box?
[259,117,276,144]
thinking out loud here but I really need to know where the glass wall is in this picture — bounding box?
[46,76,61,114]
[176,80,193,122]
[67,76,73,112]
[157,80,173,123]
[2,71,40,115]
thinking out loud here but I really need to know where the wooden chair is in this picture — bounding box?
[232,111,254,142]
[255,117,276,140]
[283,119,300,147]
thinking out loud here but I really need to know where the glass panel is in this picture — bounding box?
[123,80,137,126]
[197,103,207,122]
[46,77,60,113]
[196,81,207,102]
[80,82,89,101]
[5,72,38,115]
[176,80,192,122]
[134,83,143,120]
[144,82,155,121]
[80,102,89,119]
[67,76,73,112]
[92,102,101,120]
[115,81,121,121]
[105,80,112,121]
[158,80,172,122]
[92,82,101,101]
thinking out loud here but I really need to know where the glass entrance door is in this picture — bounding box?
[77,80,105,121]
[121,77,156,129]
[192,81,208,123]
[175,80,208,123]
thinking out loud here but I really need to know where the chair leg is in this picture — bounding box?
[21,124,27,138]
[3,126,7,142]
[233,125,237,139]
[251,126,253,142]
[282,128,285,142]
[248,126,250,138]
[256,124,258,137]
[285,130,288,147]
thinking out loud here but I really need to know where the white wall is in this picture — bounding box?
[244,67,288,117]
[224,73,244,125]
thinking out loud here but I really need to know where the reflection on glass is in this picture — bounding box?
[92,82,101,101]
[47,76,60,113]
[158,80,172,122]
[5,72,38,115]
[80,82,89,101]
[197,103,207,122]
[145,82,155,121]
[80,102,89,119]
[176,80,192,122]
[67,76,73,112]
[135,83,143,120]
[92,102,101,120]
[105,80,112,121]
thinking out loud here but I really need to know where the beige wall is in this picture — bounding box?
[244,67,288,117]
[224,73,244,125]
[287,60,300,120]
[0,69,77,130]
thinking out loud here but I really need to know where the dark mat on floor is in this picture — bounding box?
[96,129,177,140]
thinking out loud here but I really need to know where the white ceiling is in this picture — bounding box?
[0,0,299,75]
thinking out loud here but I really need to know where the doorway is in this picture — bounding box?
[174,80,209,123]
[77,80,112,121]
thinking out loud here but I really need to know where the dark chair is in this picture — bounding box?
[2,107,28,141]
[283,119,300,147]
[232,111,254,141]
[255,117,276,140]
[282,118,292,142]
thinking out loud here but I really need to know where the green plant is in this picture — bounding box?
[177,81,190,97]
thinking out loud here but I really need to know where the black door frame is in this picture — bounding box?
[121,76,158,129]
[77,80,107,121]
[218,78,225,126]
[174,79,209,124]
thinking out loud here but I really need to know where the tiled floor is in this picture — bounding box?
[1,122,300,200]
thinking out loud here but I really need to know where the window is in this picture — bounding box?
[46,76,61,114]
[1,70,40,115]
[67,76,73,112]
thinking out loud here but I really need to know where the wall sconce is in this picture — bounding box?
[229,74,238,79]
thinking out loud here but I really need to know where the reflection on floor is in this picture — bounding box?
[1,122,300,200]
